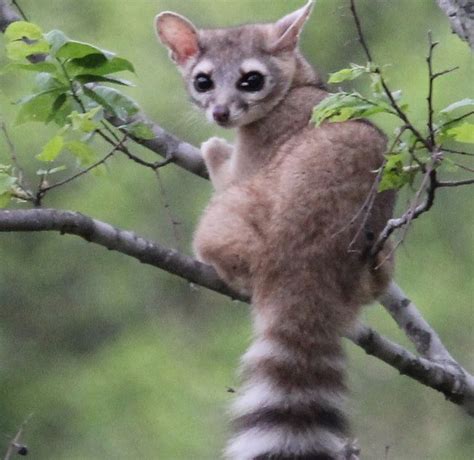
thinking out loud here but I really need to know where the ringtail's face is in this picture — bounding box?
[155,1,314,128]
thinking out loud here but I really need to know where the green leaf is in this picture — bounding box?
[4,21,43,42]
[440,98,474,113]
[370,72,383,95]
[68,53,107,69]
[37,135,65,162]
[4,22,49,62]
[68,107,103,133]
[6,39,49,61]
[66,55,135,76]
[56,40,113,60]
[35,72,67,91]
[328,64,367,84]
[65,140,97,165]
[126,121,155,140]
[312,92,391,125]
[52,93,67,113]
[378,168,415,192]
[16,87,62,105]
[2,62,58,74]
[45,93,69,124]
[44,29,70,55]
[74,74,134,86]
[16,90,66,125]
[445,123,474,143]
[378,151,416,192]
[83,86,139,121]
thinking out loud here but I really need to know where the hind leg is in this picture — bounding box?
[193,186,265,297]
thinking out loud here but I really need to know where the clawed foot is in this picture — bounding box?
[201,137,234,191]
[201,137,233,167]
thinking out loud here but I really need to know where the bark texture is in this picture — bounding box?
[437,0,474,50]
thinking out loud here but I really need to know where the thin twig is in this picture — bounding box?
[57,62,170,171]
[432,66,459,79]
[155,169,183,251]
[96,125,174,170]
[371,165,438,258]
[11,0,27,21]
[349,1,443,258]
[40,136,126,194]
[441,147,474,156]
[349,0,431,151]
[404,137,426,171]
[453,162,474,173]
[348,0,373,61]
[398,167,437,240]
[335,126,409,250]
[439,110,474,130]
[0,122,34,198]
[426,32,438,147]
[118,146,171,169]
[1,122,23,181]
[3,414,32,460]
[437,178,474,187]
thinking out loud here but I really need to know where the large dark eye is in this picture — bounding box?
[194,73,214,92]
[238,71,265,92]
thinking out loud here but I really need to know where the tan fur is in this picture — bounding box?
[156,2,394,459]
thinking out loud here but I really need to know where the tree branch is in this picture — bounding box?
[39,136,125,195]
[108,114,209,179]
[3,413,31,460]
[0,208,236,299]
[349,0,431,151]
[0,0,20,32]
[437,0,474,50]
[0,208,473,414]
[370,166,438,258]
[349,323,474,415]
[380,282,456,362]
[426,32,438,147]
[437,177,474,186]
[0,0,208,180]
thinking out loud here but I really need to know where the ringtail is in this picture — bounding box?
[155,1,394,459]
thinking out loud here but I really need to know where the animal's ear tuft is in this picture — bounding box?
[272,0,315,52]
[155,12,200,65]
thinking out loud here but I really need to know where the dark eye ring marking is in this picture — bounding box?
[237,71,265,92]
[194,73,214,92]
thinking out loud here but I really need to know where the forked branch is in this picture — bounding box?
[0,208,473,414]
[349,0,473,261]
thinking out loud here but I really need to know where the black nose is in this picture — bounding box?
[213,105,230,124]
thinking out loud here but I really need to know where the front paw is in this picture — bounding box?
[201,137,233,166]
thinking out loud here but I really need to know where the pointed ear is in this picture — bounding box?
[272,0,315,52]
[155,12,200,66]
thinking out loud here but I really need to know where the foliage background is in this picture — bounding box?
[0,0,472,458]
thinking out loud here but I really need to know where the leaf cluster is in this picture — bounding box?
[1,21,155,206]
[312,63,474,193]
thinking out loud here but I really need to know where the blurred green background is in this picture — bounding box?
[0,0,472,459]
